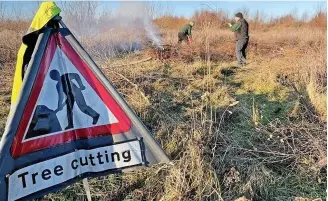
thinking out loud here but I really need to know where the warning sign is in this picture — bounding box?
[24,47,119,139]
[8,140,142,201]
[11,34,131,158]
[0,5,169,200]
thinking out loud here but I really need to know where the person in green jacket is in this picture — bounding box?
[178,21,194,44]
[228,12,249,67]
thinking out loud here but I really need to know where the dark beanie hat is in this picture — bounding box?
[235,12,243,18]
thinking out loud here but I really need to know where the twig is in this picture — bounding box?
[231,146,294,156]
[107,70,150,105]
[107,57,152,68]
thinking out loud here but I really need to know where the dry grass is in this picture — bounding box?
[0,9,326,201]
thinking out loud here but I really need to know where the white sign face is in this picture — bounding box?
[23,47,119,141]
[8,140,142,201]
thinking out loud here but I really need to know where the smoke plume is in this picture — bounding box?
[62,2,163,58]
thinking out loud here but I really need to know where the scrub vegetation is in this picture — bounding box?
[0,2,326,201]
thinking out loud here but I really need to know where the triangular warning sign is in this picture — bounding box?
[11,33,131,158]
[27,47,119,137]
[0,7,169,201]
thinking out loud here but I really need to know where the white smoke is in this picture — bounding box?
[108,2,163,49]
[62,1,163,58]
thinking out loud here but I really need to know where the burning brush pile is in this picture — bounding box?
[64,0,235,64]
[144,43,235,63]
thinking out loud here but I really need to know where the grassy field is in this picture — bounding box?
[0,8,327,201]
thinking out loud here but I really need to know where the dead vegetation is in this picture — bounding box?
[0,5,326,201]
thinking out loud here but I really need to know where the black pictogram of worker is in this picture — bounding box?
[50,70,100,130]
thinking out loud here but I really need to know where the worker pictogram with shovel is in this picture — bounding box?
[50,70,100,130]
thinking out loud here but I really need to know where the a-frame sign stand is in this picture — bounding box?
[0,12,169,201]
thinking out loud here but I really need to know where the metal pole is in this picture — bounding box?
[58,19,67,29]
[83,178,92,201]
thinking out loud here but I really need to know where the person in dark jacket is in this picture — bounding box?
[178,21,194,44]
[228,12,249,67]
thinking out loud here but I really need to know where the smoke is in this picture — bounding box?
[62,2,163,58]
[106,2,163,49]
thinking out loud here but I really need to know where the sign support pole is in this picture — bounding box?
[83,178,92,201]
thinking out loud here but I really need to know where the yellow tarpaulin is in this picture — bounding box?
[11,2,60,109]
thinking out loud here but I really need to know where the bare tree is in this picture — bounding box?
[11,2,23,20]
[240,7,250,19]
[253,10,261,29]
[27,1,41,20]
[97,7,112,32]
[9,1,37,21]
[314,1,326,14]
[301,11,309,22]
[147,1,174,19]
[289,7,299,22]
[61,1,99,41]
[198,4,229,27]
[57,1,68,12]
[0,1,5,20]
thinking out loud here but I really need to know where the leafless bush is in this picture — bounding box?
[60,1,98,41]
[0,3,326,201]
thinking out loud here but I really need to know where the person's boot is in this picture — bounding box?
[92,113,100,125]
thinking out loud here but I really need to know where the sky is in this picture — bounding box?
[167,1,325,18]
[100,1,326,18]
[2,1,326,20]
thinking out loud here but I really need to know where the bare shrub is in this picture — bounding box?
[0,3,326,201]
